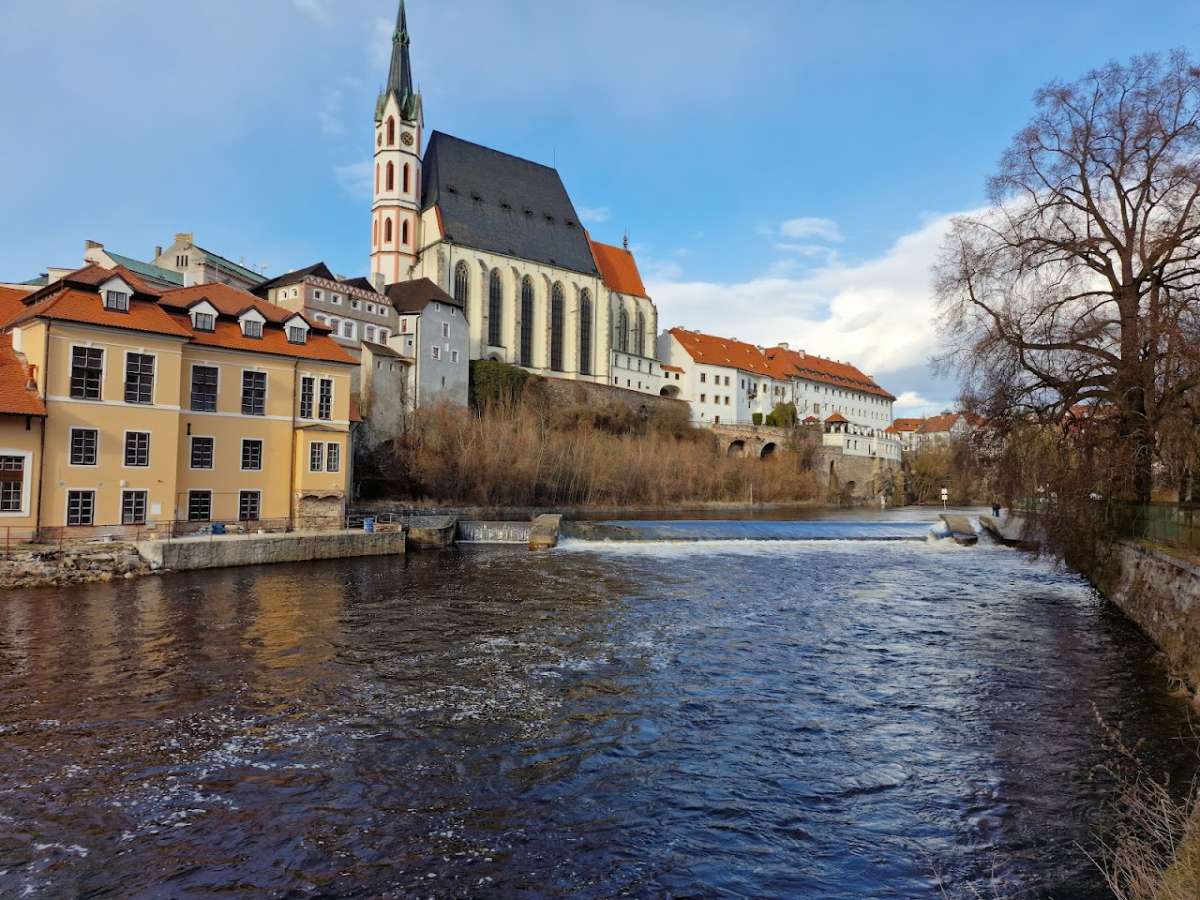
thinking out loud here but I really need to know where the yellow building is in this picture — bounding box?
[0,265,356,536]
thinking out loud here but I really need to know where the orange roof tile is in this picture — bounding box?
[764,346,895,400]
[0,333,46,417]
[167,314,354,364]
[660,364,685,374]
[160,282,300,325]
[590,239,649,298]
[0,287,30,324]
[1,287,193,338]
[890,418,924,432]
[668,328,776,377]
[825,412,849,424]
[917,413,965,434]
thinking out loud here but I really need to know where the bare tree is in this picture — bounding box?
[936,51,1200,503]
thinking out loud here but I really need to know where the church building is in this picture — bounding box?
[368,1,662,394]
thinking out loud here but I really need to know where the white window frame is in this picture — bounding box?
[65,489,97,527]
[122,429,151,469]
[0,449,34,517]
[238,490,262,522]
[240,438,264,472]
[189,435,216,471]
[431,345,441,361]
[67,342,106,402]
[186,489,213,523]
[122,349,157,406]
[68,426,100,468]
[121,488,149,525]
[188,362,220,413]
[309,441,324,473]
[240,367,269,417]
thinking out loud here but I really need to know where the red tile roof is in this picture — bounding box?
[161,282,301,325]
[0,333,46,417]
[765,346,895,400]
[590,239,649,298]
[0,266,354,366]
[890,417,924,433]
[825,412,849,424]
[668,328,776,377]
[917,413,984,434]
[0,287,31,324]
[660,364,685,374]
[1,287,193,338]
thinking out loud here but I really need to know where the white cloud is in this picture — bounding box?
[649,212,972,390]
[293,0,331,24]
[577,206,611,224]
[334,160,373,199]
[779,217,844,243]
[892,391,954,414]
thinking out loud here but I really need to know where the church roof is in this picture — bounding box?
[421,132,599,277]
[590,238,649,298]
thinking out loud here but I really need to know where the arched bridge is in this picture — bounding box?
[708,424,793,460]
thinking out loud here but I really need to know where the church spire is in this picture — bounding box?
[377,0,418,122]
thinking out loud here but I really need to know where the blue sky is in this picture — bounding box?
[3,0,1198,411]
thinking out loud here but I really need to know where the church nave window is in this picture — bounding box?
[550,282,565,373]
[453,261,470,308]
[487,269,503,347]
[520,276,534,367]
[579,289,592,376]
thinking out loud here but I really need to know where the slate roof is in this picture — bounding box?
[361,340,406,359]
[254,262,337,294]
[104,252,184,287]
[384,277,462,315]
[422,132,599,276]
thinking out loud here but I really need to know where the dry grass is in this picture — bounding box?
[1090,707,1200,900]
[361,401,820,507]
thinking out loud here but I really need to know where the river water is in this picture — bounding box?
[0,514,1195,898]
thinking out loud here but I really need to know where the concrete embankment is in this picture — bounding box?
[136,529,407,573]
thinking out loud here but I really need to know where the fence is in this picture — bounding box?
[0,515,366,557]
[1108,502,1200,555]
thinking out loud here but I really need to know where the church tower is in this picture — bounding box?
[370,0,423,287]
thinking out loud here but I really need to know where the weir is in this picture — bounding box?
[456,521,534,545]
[565,520,935,543]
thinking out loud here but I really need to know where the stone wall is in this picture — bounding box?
[0,544,150,590]
[533,376,686,418]
[1093,541,1200,693]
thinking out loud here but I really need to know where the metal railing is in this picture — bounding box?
[1107,502,1200,555]
[0,514,373,558]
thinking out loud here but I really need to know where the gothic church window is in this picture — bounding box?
[520,276,534,367]
[401,220,410,245]
[635,311,646,357]
[386,162,395,191]
[550,282,565,372]
[579,290,592,376]
[403,163,410,193]
[384,218,393,243]
[488,269,503,347]
[617,308,629,353]
[454,261,470,307]
[387,117,396,146]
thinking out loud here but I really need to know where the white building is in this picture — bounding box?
[383,278,469,408]
[658,328,901,461]
[254,262,394,356]
[366,2,661,394]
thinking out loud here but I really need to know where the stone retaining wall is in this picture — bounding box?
[535,376,686,417]
[1093,541,1200,693]
[0,545,151,590]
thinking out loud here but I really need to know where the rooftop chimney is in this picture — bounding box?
[154,245,162,258]
[25,364,37,392]
[84,240,102,250]
[175,232,194,245]
[777,342,789,351]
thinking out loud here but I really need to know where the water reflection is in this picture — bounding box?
[0,537,1194,897]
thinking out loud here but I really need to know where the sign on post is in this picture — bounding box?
[941,487,949,510]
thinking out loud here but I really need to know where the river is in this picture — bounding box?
[0,512,1195,897]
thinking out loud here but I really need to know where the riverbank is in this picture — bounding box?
[0,544,153,590]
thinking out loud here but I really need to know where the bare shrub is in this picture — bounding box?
[363,402,819,507]
[1090,707,1200,900]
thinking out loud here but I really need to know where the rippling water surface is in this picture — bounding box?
[0,521,1195,897]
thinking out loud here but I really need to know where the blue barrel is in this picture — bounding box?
[212,522,227,536]
[363,517,375,533]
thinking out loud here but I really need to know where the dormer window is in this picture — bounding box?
[239,308,266,339]
[194,312,216,332]
[285,316,310,345]
[104,290,130,312]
